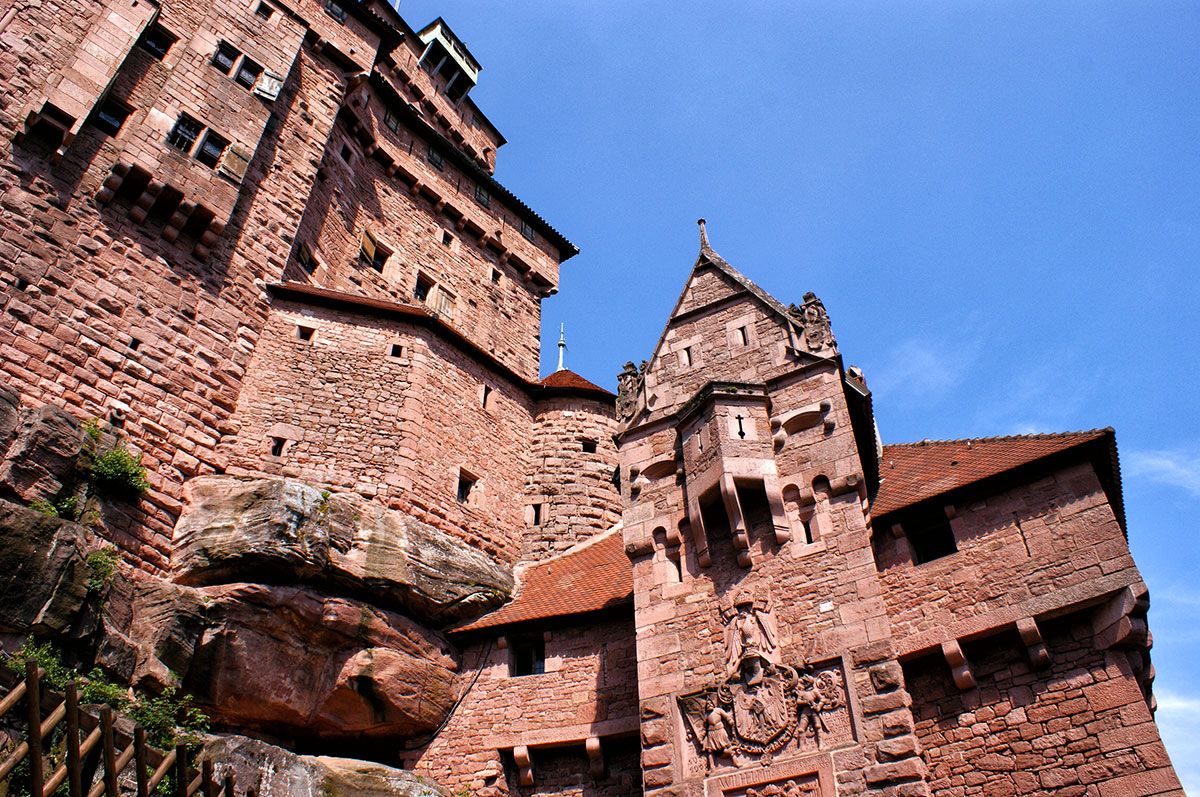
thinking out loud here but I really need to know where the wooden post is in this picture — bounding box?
[26,660,44,797]
[66,681,83,797]
[202,759,216,797]
[101,706,118,797]
[134,727,149,797]
[174,743,188,797]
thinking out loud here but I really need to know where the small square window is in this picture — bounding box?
[384,108,400,132]
[581,438,598,454]
[490,268,501,284]
[339,143,352,163]
[427,147,444,171]
[359,229,389,272]
[681,346,693,367]
[166,114,203,153]
[441,230,454,247]
[195,130,230,168]
[297,243,317,274]
[530,503,542,526]
[414,273,433,302]
[212,41,240,75]
[128,338,141,351]
[510,636,545,677]
[296,325,315,341]
[521,220,535,242]
[390,343,405,358]
[255,2,274,18]
[903,505,958,564]
[92,100,131,137]
[736,325,749,346]
[138,24,177,59]
[323,0,347,22]
[269,437,287,457]
[474,184,490,207]
[456,471,476,504]
[234,58,263,89]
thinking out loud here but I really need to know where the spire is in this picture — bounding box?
[556,322,567,372]
[697,217,712,254]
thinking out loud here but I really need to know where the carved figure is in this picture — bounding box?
[723,591,780,679]
[616,361,640,420]
[701,698,734,768]
[788,292,835,352]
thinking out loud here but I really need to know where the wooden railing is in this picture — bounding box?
[0,660,251,797]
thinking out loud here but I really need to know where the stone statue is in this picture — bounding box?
[616,361,639,421]
[723,591,780,680]
[787,292,835,353]
[701,697,734,768]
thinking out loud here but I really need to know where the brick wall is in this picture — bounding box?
[411,614,639,795]
[906,610,1183,795]
[524,398,622,560]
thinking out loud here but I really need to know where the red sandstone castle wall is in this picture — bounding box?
[222,300,537,564]
[524,398,622,560]
[412,614,639,795]
[0,0,346,569]
[906,610,1182,795]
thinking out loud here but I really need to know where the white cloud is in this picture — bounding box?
[1126,449,1200,499]
[871,337,980,407]
[1153,689,1200,793]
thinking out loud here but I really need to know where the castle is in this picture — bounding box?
[0,0,1184,795]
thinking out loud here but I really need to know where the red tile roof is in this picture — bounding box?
[872,430,1112,517]
[538,369,614,396]
[454,528,632,632]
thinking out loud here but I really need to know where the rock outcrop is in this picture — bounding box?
[172,476,513,626]
[202,734,442,797]
[0,392,86,504]
[0,499,91,636]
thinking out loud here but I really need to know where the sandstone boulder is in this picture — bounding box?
[100,578,460,741]
[0,403,85,504]
[0,499,90,635]
[172,476,512,625]
[202,734,442,797]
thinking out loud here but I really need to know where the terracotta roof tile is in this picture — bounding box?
[539,369,614,396]
[454,528,631,632]
[872,430,1111,517]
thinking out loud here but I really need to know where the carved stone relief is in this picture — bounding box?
[679,591,851,775]
[787,292,836,354]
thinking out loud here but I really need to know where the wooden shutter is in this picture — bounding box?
[253,71,284,101]
[218,145,251,182]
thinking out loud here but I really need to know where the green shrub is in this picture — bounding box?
[88,445,150,501]
[80,667,131,709]
[129,687,210,748]
[86,547,120,592]
[82,418,102,442]
[28,498,59,517]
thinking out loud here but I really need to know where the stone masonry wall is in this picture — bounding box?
[0,0,346,570]
[906,610,1183,795]
[876,461,1142,654]
[222,299,536,564]
[411,615,639,795]
[524,398,622,560]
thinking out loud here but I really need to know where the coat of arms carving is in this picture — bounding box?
[679,591,850,771]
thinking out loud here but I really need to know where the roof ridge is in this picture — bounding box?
[539,523,623,564]
[883,428,1112,448]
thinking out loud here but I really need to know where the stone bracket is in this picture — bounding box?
[1093,583,1150,651]
[513,745,533,786]
[941,640,976,691]
[1016,617,1050,670]
[585,735,603,778]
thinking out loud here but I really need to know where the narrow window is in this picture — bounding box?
[212,41,240,75]
[480,384,493,409]
[92,101,130,137]
[521,220,535,242]
[359,229,388,272]
[384,108,400,132]
[736,325,749,346]
[474,184,490,207]
[296,325,315,341]
[581,438,597,454]
[665,547,683,583]
[530,503,542,526]
[456,470,476,504]
[297,243,317,274]
[414,273,433,302]
[255,2,274,18]
[339,143,352,163]
[441,230,454,247]
[801,516,814,545]
[323,0,347,22]
[389,343,405,358]
[681,346,693,367]
[269,437,286,456]
[490,268,501,284]
[166,114,203,153]
[234,58,264,89]
[128,338,141,351]
[903,505,958,564]
[510,636,545,677]
[427,147,444,171]
[195,130,230,168]
[138,24,177,59]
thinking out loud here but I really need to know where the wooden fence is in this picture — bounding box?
[0,660,251,797]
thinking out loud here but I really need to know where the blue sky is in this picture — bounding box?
[402,0,1199,784]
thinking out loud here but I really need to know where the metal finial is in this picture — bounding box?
[697,218,710,251]
[556,322,567,372]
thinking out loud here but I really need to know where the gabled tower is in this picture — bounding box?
[616,223,929,796]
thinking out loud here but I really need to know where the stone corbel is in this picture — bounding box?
[941,639,976,690]
[95,163,131,204]
[762,472,791,545]
[585,736,603,778]
[513,745,533,786]
[720,473,752,567]
[1093,583,1150,650]
[1016,617,1050,670]
[129,180,165,224]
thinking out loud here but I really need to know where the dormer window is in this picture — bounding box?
[416,25,480,102]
